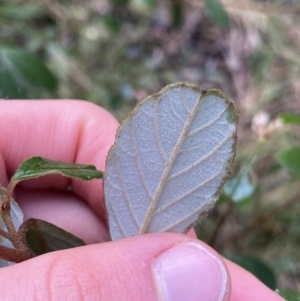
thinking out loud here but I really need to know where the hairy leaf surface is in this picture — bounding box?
[104,83,238,240]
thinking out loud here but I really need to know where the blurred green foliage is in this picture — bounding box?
[225,254,277,290]
[278,289,300,301]
[0,0,300,296]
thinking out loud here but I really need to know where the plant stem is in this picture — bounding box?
[0,245,33,263]
[1,209,24,249]
[0,227,9,240]
[3,180,17,210]
[0,188,36,261]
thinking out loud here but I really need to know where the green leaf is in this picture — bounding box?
[0,47,58,92]
[223,157,256,203]
[280,113,300,125]
[19,219,85,255]
[0,67,27,99]
[226,255,277,290]
[277,289,300,301]
[276,147,300,179]
[12,157,103,182]
[224,175,255,203]
[204,0,229,28]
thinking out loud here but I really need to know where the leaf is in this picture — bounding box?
[12,157,103,182]
[0,188,24,267]
[223,157,256,204]
[0,188,24,232]
[19,219,85,255]
[277,289,300,301]
[280,113,300,125]
[0,67,27,99]
[223,175,255,203]
[0,47,58,92]
[276,147,300,179]
[226,255,277,290]
[104,83,238,240]
[204,0,229,28]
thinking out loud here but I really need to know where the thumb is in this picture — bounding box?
[0,233,230,301]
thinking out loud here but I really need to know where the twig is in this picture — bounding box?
[3,180,17,209]
[0,228,9,240]
[0,245,33,263]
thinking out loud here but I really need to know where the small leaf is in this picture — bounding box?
[19,219,85,255]
[226,255,277,290]
[223,157,257,205]
[224,175,255,203]
[12,157,103,182]
[104,83,238,240]
[0,188,24,232]
[0,188,24,267]
[277,289,300,301]
[0,47,58,92]
[280,113,300,125]
[204,0,229,28]
[276,147,300,179]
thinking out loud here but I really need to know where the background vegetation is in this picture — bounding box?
[1,0,300,297]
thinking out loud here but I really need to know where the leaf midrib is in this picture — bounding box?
[139,89,202,234]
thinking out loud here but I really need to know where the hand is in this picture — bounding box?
[0,100,284,301]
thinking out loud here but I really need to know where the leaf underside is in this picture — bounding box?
[104,83,238,240]
[0,188,24,267]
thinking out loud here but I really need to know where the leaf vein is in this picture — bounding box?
[187,105,228,137]
[154,99,168,162]
[167,92,185,124]
[115,152,140,229]
[168,133,231,181]
[180,85,190,115]
[139,90,202,233]
[154,169,223,214]
[131,119,153,220]
[107,191,127,237]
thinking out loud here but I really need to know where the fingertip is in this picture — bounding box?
[0,233,230,301]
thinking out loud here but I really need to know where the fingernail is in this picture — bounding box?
[153,242,229,301]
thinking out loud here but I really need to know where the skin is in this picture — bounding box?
[0,100,284,301]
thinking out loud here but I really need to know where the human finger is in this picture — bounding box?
[16,188,110,244]
[0,100,119,217]
[186,229,284,301]
[0,233,230,301]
